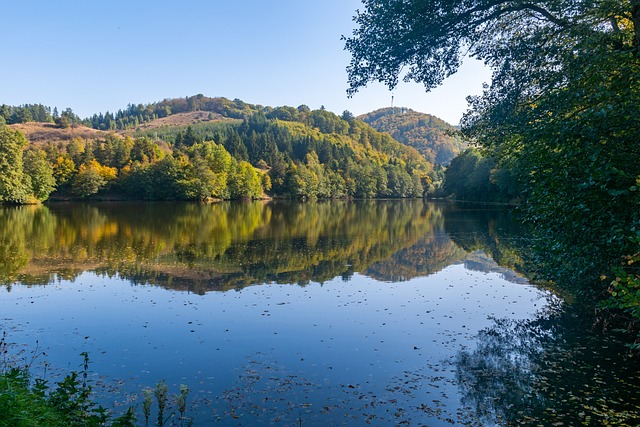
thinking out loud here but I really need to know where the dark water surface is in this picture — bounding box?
[1,200,638,426]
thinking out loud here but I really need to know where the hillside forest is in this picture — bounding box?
[0,96,440,203]
[358,107,466,165]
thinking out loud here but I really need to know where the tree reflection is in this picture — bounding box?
[455,302,640,426]
[0,200,541,293]
[0,205,56,287]
[444,203,530,275]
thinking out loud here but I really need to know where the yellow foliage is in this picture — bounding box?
[79,159,117,181]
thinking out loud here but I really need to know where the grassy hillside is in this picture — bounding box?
[358,107,466,165]
[9,122,106,147]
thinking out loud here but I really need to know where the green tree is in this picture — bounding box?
[183,126,201,147]
[229,160,262,199]
[0,127,30,203]
[11,108,33,124]
[24,149,56,201]
[131,137,164,163]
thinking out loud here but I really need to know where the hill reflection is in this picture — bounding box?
[0,200,528,292]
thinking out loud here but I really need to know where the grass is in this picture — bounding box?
[0,333,191,426]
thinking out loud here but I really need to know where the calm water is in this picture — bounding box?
[1,200,639,426]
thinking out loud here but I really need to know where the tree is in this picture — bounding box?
[345,1,640,303]
[53,156,76,187]
[131,137,164,163]
[71,160,117,197]
[183,126,201,147]
[23,149,56,201]
[345,1,636,93]
[0,127,30,203]
[55,115,71,129]
[60,108,80,129]
[228,160,262,199]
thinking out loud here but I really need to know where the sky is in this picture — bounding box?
[2,0,491,125]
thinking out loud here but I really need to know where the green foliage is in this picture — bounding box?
[130,137,164,164]
[72,167,107,198]
[23,149,56,201]
[154,381,169,427]
[52,155,76,188]
[175,384,189,427]
[309,109,350,134]
[0,127,31,204]
[86,95,260,130]
[142,389,153,427]
[228,160,262,199]
[602,237,640,344]
[135,103,432,199]
[0,346,136,427]
[442,148,517,202]
[1,96,433,202]
[57,108,80,129]
[359,107,466,164]
[0,103,54,124]
[345,0,640,331]
[71,160,116,198]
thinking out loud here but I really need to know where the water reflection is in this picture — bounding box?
[1,200,524,292]
[456,302,640,426]
[2,201,640,425]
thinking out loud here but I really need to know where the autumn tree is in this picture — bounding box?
[72,160,117,197]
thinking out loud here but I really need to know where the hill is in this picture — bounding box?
[358,107,466,165]
[1,96,436,203]
[133,111,240,131]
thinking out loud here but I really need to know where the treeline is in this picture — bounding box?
[85,95,260,130]
[0,103,434,202]
[0,95,509,204]
[439,148,520,203]
[0,104,54,125]
[0,103,83,129]
[0,95,259,131]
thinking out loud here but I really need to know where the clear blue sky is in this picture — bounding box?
[2,0,490,125]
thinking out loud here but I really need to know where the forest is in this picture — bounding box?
[0,97,435,203]
[358,107,466,165]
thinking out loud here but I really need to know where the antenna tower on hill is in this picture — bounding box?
[391,92,395,122]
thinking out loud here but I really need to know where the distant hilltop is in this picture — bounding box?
[358,107,466,165]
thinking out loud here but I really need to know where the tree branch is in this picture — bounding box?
[520,3,568,27]
[459,1,569,29]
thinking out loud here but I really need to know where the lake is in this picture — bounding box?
[1,200,639,426]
